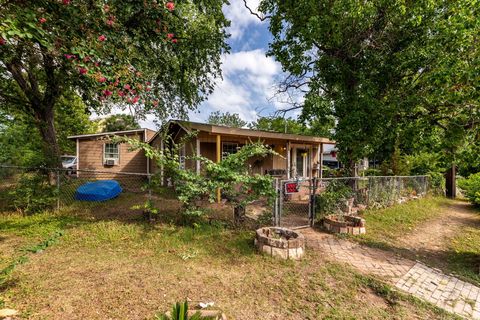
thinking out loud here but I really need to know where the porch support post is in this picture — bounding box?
[319,143,324,179]
[309,145,313,178]
[196,138,201,174]
[286,141,291,179]
[216,134,221,203]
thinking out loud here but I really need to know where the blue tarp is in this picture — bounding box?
[75,180,122,202]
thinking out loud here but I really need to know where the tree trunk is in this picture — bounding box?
[233,204,246,226]
[35,104,61,169]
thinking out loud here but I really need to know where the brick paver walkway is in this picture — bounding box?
[302,228,480,319]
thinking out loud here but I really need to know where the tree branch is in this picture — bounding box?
[242,0,270,21]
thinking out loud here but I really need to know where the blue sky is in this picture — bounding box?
[137,0,302,129]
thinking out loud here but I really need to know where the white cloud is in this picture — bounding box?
[223,0,262,40]
[194,49,285,124]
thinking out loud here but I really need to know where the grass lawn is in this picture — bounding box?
[351,196,480,286]
[448,224,480,285]
[353,197,451,249]
[0,207,456,319]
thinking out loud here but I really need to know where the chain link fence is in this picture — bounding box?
[0,165,154,216]
[273,175,429,228]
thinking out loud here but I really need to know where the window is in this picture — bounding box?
[104,143,119,160]
[179,146,186,169]
[222,142,238,160]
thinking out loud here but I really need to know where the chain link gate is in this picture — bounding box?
[273,178,318,229]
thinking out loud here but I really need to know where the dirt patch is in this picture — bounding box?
[395,200,480,268]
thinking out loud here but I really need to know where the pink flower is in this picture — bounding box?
[106,19,114,26]
[0,38,5,45]
[103,4,110,12]
[146,87,151,92]
[98,76,106,83]
[63,0,71,4]
[165,2,175,11]
[39,17,47,24]
[167,33,174,39]
[118,91,125,97]
[98,35,106,42]
[152,100,159,106]
[113,79,120,86]
[124,84,131,90]
[103,90,113,96]
[64,54,74,59]
[132,96,139,103]
[79,67,88,74]
[172,38,178,44]
[83,56,90,62]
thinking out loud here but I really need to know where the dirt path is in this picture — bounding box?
[396,200,480,268]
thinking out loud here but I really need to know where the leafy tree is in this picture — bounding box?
[249,115,333,138]
[102,114,140,132]
[0,0,229,167]
[249,116,305,134]
[0,92,96,166]
[207,111,247,128]
[259,0,479,174]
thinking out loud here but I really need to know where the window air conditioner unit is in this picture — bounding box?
[104,158,117,166]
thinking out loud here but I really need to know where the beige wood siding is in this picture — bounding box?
[78,132,147,173]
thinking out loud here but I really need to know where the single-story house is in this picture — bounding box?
[68,128,156,176]
[68,120,335,180]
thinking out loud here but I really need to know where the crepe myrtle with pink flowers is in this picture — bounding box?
[0,0,229,167]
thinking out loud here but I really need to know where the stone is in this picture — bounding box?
[0,309,18,318]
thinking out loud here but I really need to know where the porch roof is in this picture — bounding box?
[151,120,335,145]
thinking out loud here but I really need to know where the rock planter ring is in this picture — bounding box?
[255,227,305,260]
[323,215,366,235]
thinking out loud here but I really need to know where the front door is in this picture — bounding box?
[295,148,309,178]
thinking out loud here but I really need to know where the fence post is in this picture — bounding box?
[272,179,278,226]
[56,169,60,211]
[310,177,317,227]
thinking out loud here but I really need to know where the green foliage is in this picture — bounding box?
[0,0,229,166]
[316,180,354,218]
[117,135,277,222]
[157,301,215,320]
[207,111,247,128]
[102,114,140,132]
[458,173,480,206]
[260,0,479,173]
[0,92,96,166]
[249,116,333,138]
[8,173,57,214]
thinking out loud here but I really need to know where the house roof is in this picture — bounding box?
[150,120,335,144]
[68,128,154,139]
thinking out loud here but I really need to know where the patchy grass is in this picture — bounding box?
[448,225,480,285]
[354,197,450,248]
[0,206,456,319]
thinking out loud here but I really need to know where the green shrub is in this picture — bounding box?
[361,168,382,176]
[458,173,480,206]
[157,301,216,320]
[316,180,354,219]
[8,173,57,214]
[427,172,445,195]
